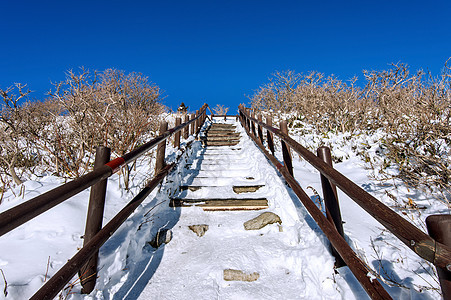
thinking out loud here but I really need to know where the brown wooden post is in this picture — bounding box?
[190,113,195,135]
[426,215,451,299]
[79,146,111,294]
[155,121,168,174]
[266,115,275,155]
[183,115,189,139]
[195,110,199,132]
[317,146,346,268]
[174,117,181,148]
[257,114,264,145]
[251,112,257,137]
[280,120,293,177]
[246,109,250,129]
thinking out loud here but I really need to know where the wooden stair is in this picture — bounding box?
[171,119,268,211]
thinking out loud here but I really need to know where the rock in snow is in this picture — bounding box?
[243,212,282,230]
[223,269,260,282]
[188,224,209,237]
[148,229,172,248]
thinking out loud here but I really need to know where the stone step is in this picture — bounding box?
[170,198,268,211]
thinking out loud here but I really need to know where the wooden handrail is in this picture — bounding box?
[239,105,451,271]
[239,111,392,299]
[0,104,208,237]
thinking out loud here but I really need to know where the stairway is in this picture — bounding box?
[170,120,269,210]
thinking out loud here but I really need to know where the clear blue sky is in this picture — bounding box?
[1,0,450,112]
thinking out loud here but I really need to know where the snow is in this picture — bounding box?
[0,116,446,299]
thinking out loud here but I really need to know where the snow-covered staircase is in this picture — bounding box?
[136,117,339,299]
[170,121,269,210]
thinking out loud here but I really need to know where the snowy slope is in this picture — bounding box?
[0,116,445,299]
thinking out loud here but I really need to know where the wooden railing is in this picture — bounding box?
[0,104,208,299]
[239,105,451,300]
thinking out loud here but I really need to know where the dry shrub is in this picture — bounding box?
[249,61,451,202]
[0,68,165,188]
[212,104,229,115]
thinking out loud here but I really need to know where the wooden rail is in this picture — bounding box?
[0,104,208,299]
[239,105,451,299]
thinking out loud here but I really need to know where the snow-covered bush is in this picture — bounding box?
[0,69,166,193]
[249,60,451,205]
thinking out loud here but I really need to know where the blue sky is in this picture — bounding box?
[1,0,450,112]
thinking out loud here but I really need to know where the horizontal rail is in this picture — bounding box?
[0,104,208,237]
[240,115,391,299]
[30,163,175,300]
[239,105,451,271]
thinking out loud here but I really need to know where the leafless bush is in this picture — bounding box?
[0,84,37,185]
[0,68,165,189]
[45,68,164,178]
[212,104,229,115]
[249,60,451,203]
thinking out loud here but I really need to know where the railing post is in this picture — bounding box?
[183,115,189,139]
[257,114,264,145]
[426,215,451,299]
[246,108,251,131]
[251,112,257,137]
[155,121,168,174]
[79,146,111,294]
[195,110,199,132]
[266,115,275,156]
[317,146,346,268]
[280,120,293,177]
[190,113,195,135]
[174,117,181,148]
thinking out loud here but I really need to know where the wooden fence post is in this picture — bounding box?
[190,113,195,135]
[426,215,451,299]
[251,112,256,137]
[257,114,264,145]
[183,115,189,139]
[245,108,251,130]
[155,121,168,174]
[266,115,275,156]
[195,110,199,132]
[174,117,181,148]
[317,146,346,268]
[280,120,293,177]
[79,146,111,294]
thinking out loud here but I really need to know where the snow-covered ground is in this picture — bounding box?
[0,116,447,299]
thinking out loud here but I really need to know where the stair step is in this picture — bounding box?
[180,185,264,193]
[183,178,263,186]
[206,132,240,137]
[170,198,268,211]
[206,136,240,141]
[210,124,236,128]
[207,128,237,132]
[204,141,240,146]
